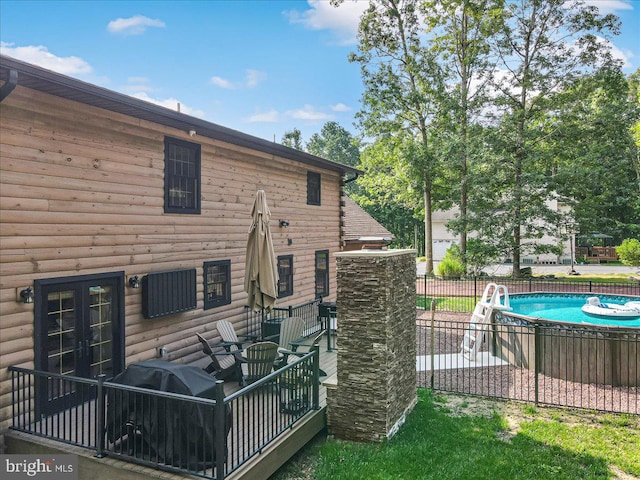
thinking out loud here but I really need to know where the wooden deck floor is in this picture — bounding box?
[5,338,338,480]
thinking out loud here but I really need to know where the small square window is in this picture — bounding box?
[165,136,201,214]
[315,250,329,297]
[203,260,231,309]
[307,171,321,205]
[277,255,293,298]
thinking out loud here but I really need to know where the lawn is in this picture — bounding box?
[271,390,640,480]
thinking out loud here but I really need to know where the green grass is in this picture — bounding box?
[271,391,640,480]
[417,296,475,312]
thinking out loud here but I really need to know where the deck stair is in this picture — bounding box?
[461,283,511,361]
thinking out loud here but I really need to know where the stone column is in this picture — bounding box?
[326,249,417,442]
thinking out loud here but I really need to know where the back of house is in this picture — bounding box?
[0,55,359,431]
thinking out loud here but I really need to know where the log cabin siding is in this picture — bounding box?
[0,69,347,430]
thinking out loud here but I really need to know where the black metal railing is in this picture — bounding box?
[417,316,639,414]
[417,275,640,312]
[8,348,320,480]
[245,297,337,350]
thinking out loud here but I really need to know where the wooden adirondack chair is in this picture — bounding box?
[215,319,255,354]
[265,316,305,362]
[195,333,241,381]
[239,341,279,387]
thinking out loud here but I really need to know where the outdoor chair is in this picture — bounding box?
[216,319,256,354]
[239,341,279,387]
[277,330,327,376]
[264,316,305,365]
[195,333,241,381]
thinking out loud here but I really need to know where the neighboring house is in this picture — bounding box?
[342,196,394,251]
[0,55,359,431]
[432,201,577,265]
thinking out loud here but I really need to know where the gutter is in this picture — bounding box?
[0,69,17,102]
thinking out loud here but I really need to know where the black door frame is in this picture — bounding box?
[33,271,125,416]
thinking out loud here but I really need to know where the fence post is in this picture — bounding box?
[474,277,477,305]
[214,380,226,480]
[95,374,106,458]
[288,305,293,317]
[430,299,436,390]
[312,345,320,410]
[534,325,540,406]
[424,274,428,311]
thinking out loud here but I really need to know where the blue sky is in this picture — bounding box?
[1,1,638,144]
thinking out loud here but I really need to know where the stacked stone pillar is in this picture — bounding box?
[326,249,417,442]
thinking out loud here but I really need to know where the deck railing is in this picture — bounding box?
[245,297,337,350]
[417,316,639,414]
[8,347,320,480]
[417,275,640,312]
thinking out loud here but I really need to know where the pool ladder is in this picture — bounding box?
[461,283,511,361]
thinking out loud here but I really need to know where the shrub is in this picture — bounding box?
[616,238,640,268]
[437,244,465,277]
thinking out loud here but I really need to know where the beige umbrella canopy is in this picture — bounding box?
[244,189,279,312]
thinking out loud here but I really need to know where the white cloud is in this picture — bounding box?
[0,42,92,75]
[210,69,267,89]
[330,102,351,112]
[246,109,280,123]
[285,0,368,45]
[582,0,633,15]
[129,92,205,118]
[122,77,160,94]
[107,15,165,35]
[210,76,236,89]
[245,69,267,88]
[599,36,634,69]
[287,104,335,122]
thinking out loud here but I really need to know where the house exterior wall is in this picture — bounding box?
[0,83,342,429]
[432,204,573,265]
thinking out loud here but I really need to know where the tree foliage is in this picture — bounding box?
[281,128,303,150]
[616,238,640,268]
[348,0,444,274]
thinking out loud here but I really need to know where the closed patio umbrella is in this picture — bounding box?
[244,189,279,312]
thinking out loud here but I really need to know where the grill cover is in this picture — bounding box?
[107,360,231,468]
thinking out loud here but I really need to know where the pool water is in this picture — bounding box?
[508,294,640,328]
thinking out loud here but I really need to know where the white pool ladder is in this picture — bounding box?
[460,283,511,361]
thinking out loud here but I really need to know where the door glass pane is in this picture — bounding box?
[46,290,77,402]
[46,291,76,376]
[88,285,114,378]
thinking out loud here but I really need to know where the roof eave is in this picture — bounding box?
[0,54,361,177]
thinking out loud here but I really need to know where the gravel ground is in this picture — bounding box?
[415,311,639,415]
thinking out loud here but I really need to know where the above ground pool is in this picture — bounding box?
[491,292,639,387]
[508,293,640,328]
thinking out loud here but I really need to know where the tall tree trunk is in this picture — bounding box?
[424,187,434,274]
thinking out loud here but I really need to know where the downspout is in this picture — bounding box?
[0,69,18,103]
[344,172,359,184]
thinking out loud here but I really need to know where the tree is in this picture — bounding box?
[616,238,640,268]
[306,121,361,167]
[281,128,303,150]
[422,0,503,272]
[478,0,620,276]
[346,0,444,274]
[550,67,640,241]
[352,135,425,250]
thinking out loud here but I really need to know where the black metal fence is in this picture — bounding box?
[417,275,640,312]
[8,348,320,480]
[417,315,639,414]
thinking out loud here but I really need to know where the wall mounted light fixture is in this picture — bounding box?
[19,287,34,304]
[128,275,141,289]
[279,220,289,228]
[188,129,197,137]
